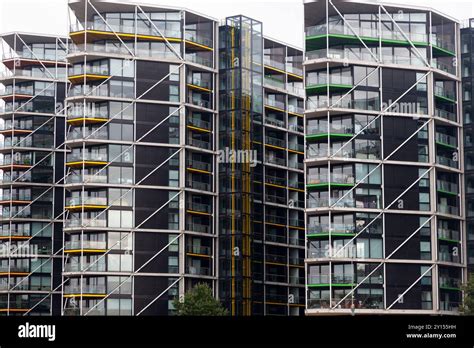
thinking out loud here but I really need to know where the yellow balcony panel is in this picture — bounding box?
[264,143,286,151]
[186,209,211,216]
[184,40,213,51]
[70,30,182,44]
[186,252,212,258]
[65,160,108,168]
[186,124,211,133]
[64,204,108,211]
[288,111,304,117]
[264,221,286,228]
[264,104,285,113]
[288,148,304,155]
[63,293,106,298]
[264,65,285,75]
[186,167,211,174]
[0,236,30,240]
[64,249,107,254]
[68,74,111,84]
[187,83,212,93]
[0,164,33,172]
[287,71,303,80]
[0,129,33,136]
[265,261,287,267]
[0,308,30,313]
[67,117,108,126]
[264,182,286,190]
[0,272,29,276]
[0,200,32,205]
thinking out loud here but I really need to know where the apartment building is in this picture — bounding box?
[304,0,466,314]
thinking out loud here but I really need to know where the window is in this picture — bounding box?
[420,241,431,260]
[169,256,179,273]
[169,65,180,81]
[355,163,381,184]
[419,192,430,211]
[169,170,179,187]
[169,85,179,102]
[108,210,133,228]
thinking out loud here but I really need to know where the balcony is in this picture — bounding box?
[288,142,304,153]
[306,75,353,95]
[184,32,213,50]
[186,245,212,257]
[308,274,355,287]
[265,155,286,167]
[265,214,287,226]
[288,104,304,115]
[64,240,107,251]
[0,68,59,81]
[307,223,356,237]
[186,178,211,192]
[187,76,212,92]
[437,180,458,195]
[2,50,66,65]
[263,57,285,71]
[289,218,304,228]
[439,250,460,263]
[63,261,106,272]
[264,99,285,112]
[186,266,211,276]
[186,222,211,234]
[437,203,459,216]
[265,135,286,149]
[434,85,456,104]
[67,110,108,126]
[266,273,287,283]
[434,108,457,122]
[438,228,460,243]
[66,153,108,168]
[306,23,428,48]
[0,192,33,204]
[0,265,30,274]
[188,117,211,131]
[439,276,461,290]
[430,34,456,57]
[307,173,355,189]
[64,218,107,229]
[185,54,213,68]
[439,301,460,312]
[436,155,458,169]
[265,175,286,187]
[64,284,106,295]
[264,117,285,128]
[187,202,211,215]
[431,59,456,76]
[186,158,212,173]
[68,65,111,84]
[286,64,303,78]
[265,194,287,205]
[435,133,457,149]
[187,137,211,150]
[264,76,285,90]
[70,21,181,40]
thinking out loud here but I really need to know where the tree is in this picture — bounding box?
[173,283,228,316]
[460,273,474,315]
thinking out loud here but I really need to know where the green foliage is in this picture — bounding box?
[460,274,474,315]
[173,283,228,316]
